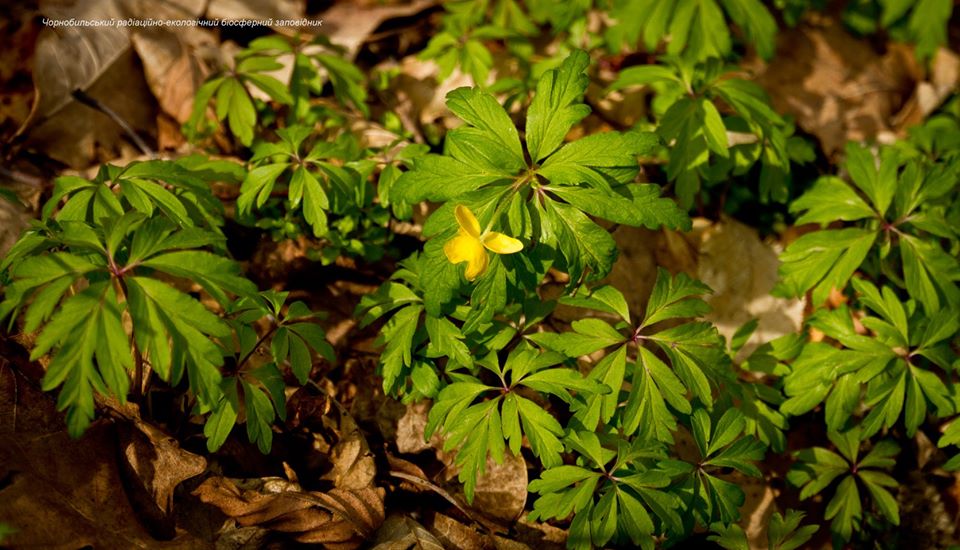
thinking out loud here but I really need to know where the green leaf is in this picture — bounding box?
[767,510,819,550]
[538,131,657,188]
[526,50,591,163]
[899,233,960,312]
[544,199,618,282]
[516,395,564,468]
[641,268,712,328]
[125,276,227,406]
[141,250,257,306]
[205,381,239,452]
[790,176,877,225]
[377,304,423,393]
[314,53,368,115]
[239,163,289,214]
[575,345,628,430]
[825,475,861,541]
[445,86,524,165]
[392,155,509,203]
[242,379,276,453]
[776,228,877,305]
[708,522,748,550]
[37,282,128,438]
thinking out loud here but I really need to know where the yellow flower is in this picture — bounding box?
[444,204,523,280]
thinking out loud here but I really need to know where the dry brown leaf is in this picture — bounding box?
[206,0,304,24]
[512,517,567,549]
[0,4,40,145]
[749,12,921,155]
[470,451,528,523]
[321,401,377,490]
[130,26,212,124]
[893,47,960,131]
[117,418,207,539]
[375,56,475,142]
[319,0,438,58]
[394,400,435,455]
[0,199,32,258]
[372,514,445,550]
[195,476,385,549]
[697,217,804,357]
[25,0,209,166]
[426,512,485,550]
[0,366,200,548]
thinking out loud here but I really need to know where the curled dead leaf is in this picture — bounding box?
[194,476,385,549]
[117,418,207,539]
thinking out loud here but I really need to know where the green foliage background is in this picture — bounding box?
[2,0,959,548]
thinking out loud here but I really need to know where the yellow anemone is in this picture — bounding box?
[443,204,523,280]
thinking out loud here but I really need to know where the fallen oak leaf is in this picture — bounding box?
[117,418,207,540]
[194,476,384,549]
[372,514,444,550]
[321,398,377,490]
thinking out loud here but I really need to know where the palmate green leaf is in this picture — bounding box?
[899,233,960,312]
[35,282,131,438]
[218,78,257,147]
[622,346,688,442]
[789,432,900,542]
[528,317,625,357]
[0,252,100,330]
[669,0,731,61]
[648,322,726,407]
[356,281,422,328]
[574,345,629,430]
[767,510,819,550]
[242,378,276,454]
[189,54,291,146]
[205,380,239,452]
[678,408,765,526]
[525,50,591,163]
[392,154,510,203]
[271,320,335,385]
[446,86,524,165]
[543,198,618,283]
[424,315,473,369]
[451,398,506,501]
[775,228,877,306]
[125,276,228,407]
[719,0,778,59]
[515,395,565,467]
[708,521,748,550]
[825,476,861,542]
[790,176,877,225]
[141,250,257,306]
[377,304,424,394]
[538,131,659,188]
[547,183,688,231]
[844,142,899,217]
[529,433,678,549]
[238,163,289,214]
[659,96,710,207]
[559,285,631,323]
[641,268,712,328]
[428,347,605,500]
[46,161,225,231]
[314,53,368,116]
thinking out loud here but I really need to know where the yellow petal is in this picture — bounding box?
[454,204,481,238]
[444,231,489,280]
[482,232,523,254]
